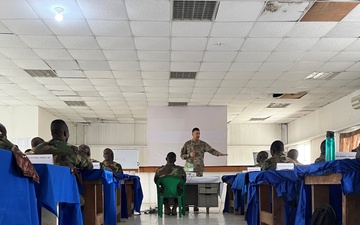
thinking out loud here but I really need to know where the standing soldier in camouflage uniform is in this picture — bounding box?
[315,140,326,163]
[261,140,298,171]
[154,152,186,215]
[102,148,123,174]
[180,127,227,177]
[34,119,93,170]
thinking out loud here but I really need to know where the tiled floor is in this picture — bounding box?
[118,212,247,225]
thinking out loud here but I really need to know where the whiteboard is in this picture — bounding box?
[113,149,138,169]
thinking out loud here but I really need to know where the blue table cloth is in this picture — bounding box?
[295,159,360,225]
[0,149,39,225]
[34,164,82,225]
[246,170,299,225]
[80,169,116,225]
[117,174,143,219]
[221,175,237,213]
[232,172,248,214]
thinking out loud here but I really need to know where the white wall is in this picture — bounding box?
[38,107,57,141]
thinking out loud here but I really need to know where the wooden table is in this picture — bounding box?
[116,181,123,222]
[125,179,135,217]
[224,179,241,215]
[259,183,284,225]
[305,173,360,225]
[83,179,104,225]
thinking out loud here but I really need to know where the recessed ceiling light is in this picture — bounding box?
[267,103,290,108]
[305,72,339,80]
[54,7,64,22]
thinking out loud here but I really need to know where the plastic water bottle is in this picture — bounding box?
[325,131,335,161]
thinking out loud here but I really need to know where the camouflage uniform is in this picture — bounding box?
[181,140,222,177]
[261,153,298,171]
[34,139,93,170]
[0,135,15,150]
[102,160,123,174]
[315,155,325,163]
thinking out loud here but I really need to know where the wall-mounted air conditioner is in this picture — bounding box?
[351,95,360,110]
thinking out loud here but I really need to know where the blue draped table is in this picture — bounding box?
[246,170,299,225]
[295,159,360,225]
[0,149,39,225]
[221,175,237,213]
[116,174,143,219]
[80,169,116,225]
[34,164,82,225]
[232,172,248,214]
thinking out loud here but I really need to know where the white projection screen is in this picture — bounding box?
[147,106,227,166]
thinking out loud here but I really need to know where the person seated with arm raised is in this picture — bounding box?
[261,140,298,171]
[102,148,123,174]
[34,119,93,170]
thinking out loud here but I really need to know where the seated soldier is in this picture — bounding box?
[255,151,268,167]
[79,144,100,163]
[287,149,302,165]
[102,148,123,174]
[154,152,186,216]
[0,123,15,150]
[25,137,45,154]
[34,119,93,170]
[315,140,326,163]
[355,144,360,159]
[261,140,298,170]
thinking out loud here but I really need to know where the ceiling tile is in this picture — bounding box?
[13,59,49,69]
[241,38,282,52]
[103,50,138,61]
[267,51,305,62]
[88,20,131,36]
[258,62,293,72]
[276,38,319,51]
[246,80,274,88]
[216,1,264,22]
[56,70,86,78]
[279,72,309,80]
[145,87,169,93]
[0,0,37,19]
[210,22,253,37]
[2,20,52,35]
[220,80,247,88]
[137,51,169,61]
[310,38,356,51]
[117,79,144,87]
[170,62,201,71]
[172,38,207,51]
[330,52,360,62]
[207,38,244,51]
[125,0,170,21]
[0,48,40,59]
[78,0,127,20]
[195,80,221,87]
[235,52,271,62]
[84,71,113,79]
[96,37,134,50]
[326,22,360,38]
[131,21,170,37]
[113,71,141,79]
[286,22,337,38]
[229,63,262,72]
[90,78,117,86]
[140,62,169,71]
[109,61,140,70]
[46,60,80,70]
[144,79,169,87]
[171,51,203,62]
[69,50,106,60]
[249,22,295,37]
[172,22,211,37]
[334,72,360,80]
[63,78,92,86]
[36,77,65,85]
[169,79,195,87]
[33,49,73,60]
[299,51,338,61]
[141,72,169,79]
[345,62,360,72]
[345,39,360,51]
[77,60,111,70]
[290,62,324,72]
[192,87,218,93]
[44,20,93,36]
[20,35,64,49]
[1,34,29,48]
[203,52,237,62]
[134,37,169,50]
[258,2,310,22]
[196,72,226,80]
[59,36,100,49]
[318,62,355,72]
[200,63,231,72]
[225,72,254,80]
[252,72,282,80]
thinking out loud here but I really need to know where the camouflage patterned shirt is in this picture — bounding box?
[315,155,325,163]
[34,139,93,170]
[154,162,186,184]
[102,160,123,174]
[261,153,298,171]
[180,140,221,174]
[0,136,15,151]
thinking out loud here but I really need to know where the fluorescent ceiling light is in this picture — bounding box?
[305,72,339,80]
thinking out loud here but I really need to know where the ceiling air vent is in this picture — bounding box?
[25,69,58,78]
[168,102,188,106]
[273,92,307,99]
[249,116,270,121]
[173,1,219,21]
[170,72,197,79]
[305,72,340,80]
[267,103,290,108]
[65,101,87,107]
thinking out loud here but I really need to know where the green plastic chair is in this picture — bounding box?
[156,176,186,217]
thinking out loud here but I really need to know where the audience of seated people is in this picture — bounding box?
[25,137,45,154]
[255,151,268,167]
[287,149,302,165]
[79,144,100,163]
[102,148,123,174]
[261,140,298,170]
[154,152,186,215]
